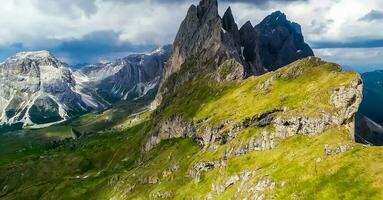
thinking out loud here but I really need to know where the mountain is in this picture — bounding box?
[241,11,314,74]
[1,1,379,199]
[0,51,104,127]
[0,46,171,129]
[82,45,172,102]
[154,0,313,108]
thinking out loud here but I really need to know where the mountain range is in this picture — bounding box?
[0,45,171,130]
[2,0,382,199]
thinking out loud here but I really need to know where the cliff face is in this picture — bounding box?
[155,0,313,108]
[146,57,362,152]
[244,11,314,74]
[85,45,171,102]
[162,0,242,82]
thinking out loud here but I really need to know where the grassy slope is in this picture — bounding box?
[2,58,383,199]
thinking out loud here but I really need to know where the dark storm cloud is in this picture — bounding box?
[359,9,383,22]
[52,31,156,64]
[106,0,305,7]
[311,39,383,49]
[0,31,155,65]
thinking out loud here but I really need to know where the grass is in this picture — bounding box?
[195,58,358,124]
[0,57,376,199]
[155,58,358,129]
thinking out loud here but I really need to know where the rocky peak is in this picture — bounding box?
[155,1,314,108]
[13,50,52,60]
[222,7,236,33]
[222,7,241,51]
[240,10,314,73]
[258,11,287,27]
[256,11,302,36]
[3,50,63,70]
[197,0,218,21]
[161,0,242,82]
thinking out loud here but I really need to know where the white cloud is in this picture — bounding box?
[220,0,383,43]
[314,47,383,72]
[0,0,195,46]
[0,0,382,46]
[0,0,383,69]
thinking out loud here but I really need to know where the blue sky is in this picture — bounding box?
[0,0,382,72]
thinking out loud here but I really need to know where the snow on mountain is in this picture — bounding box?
[0,45,171,129]
[81,44,172,102]
[0,51,105,127]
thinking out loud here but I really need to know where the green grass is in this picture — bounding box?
[155,58,358,130]
[0,57,376,199]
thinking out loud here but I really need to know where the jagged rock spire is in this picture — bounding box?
[222,7,241,51]
[197,0,218,21]
[161,0,242,82]
[154,0,314,108]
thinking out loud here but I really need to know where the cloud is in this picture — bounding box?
[0,0,382,69]
[0,31,154,65]
[32,0,98,18]
[220,0,307,8]
[310,19,334,34]
[359,9,383,22]
[311,39,383,49]
[314,47,383,72]
[52,31,155,64]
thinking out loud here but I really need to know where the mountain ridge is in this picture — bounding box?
[0,45,171,130]
[154,0,313,108]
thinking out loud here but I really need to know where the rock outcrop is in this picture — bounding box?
[154,0,314,108]
[145,58,363,155]
[162,0,242,82]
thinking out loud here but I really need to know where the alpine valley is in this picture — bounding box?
[1,0,383,200]
[0,45,171,131]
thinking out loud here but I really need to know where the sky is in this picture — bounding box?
[0,0,382,72]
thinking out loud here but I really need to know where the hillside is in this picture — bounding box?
[1,57,374,200]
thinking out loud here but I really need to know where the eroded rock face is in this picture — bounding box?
[0,51,101,126]
[273,79,362,138]
[144,109,283,152]
[155,0,314,110]
[208,170,277,200]
[230,131,277,156]
[249,11,314,73]
[189,160,226,182]
[145,76,362,153]
[162,0,242,82]
[82,45,171,103]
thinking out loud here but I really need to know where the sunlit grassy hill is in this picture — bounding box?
[2,57,383,200]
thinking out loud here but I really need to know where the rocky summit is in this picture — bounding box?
[155,0,313,108]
